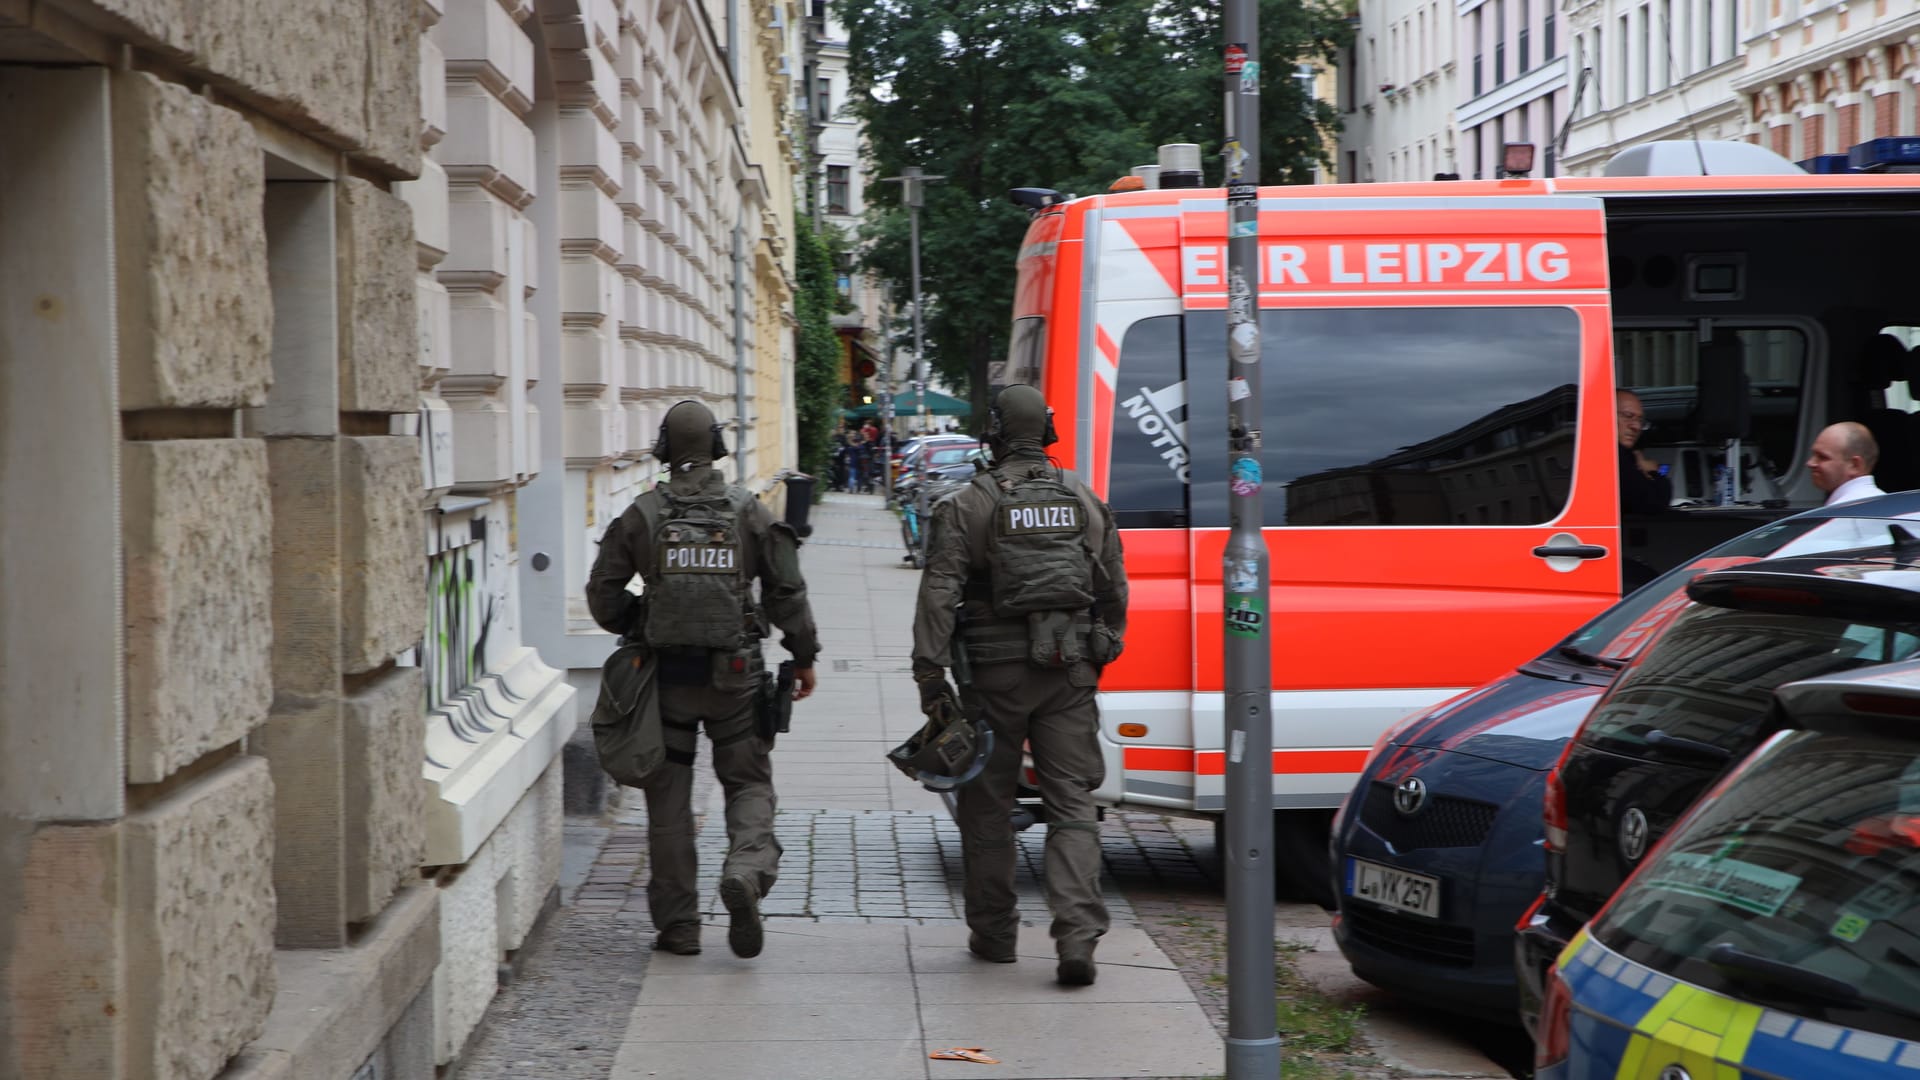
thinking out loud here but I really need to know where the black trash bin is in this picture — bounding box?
[782,473,816,538]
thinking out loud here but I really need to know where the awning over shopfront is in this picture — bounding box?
[842,387,971,419]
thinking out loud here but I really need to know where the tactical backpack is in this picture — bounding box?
[984,468,1096,616]
[641,487,755,650]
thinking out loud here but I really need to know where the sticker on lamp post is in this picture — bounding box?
[1226,594,1265,637]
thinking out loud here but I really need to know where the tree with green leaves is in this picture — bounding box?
[794,225,843,487]
[838,0,1350,421]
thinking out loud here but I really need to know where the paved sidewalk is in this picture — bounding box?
[456,492,1512,1080]
[462,495,1213,1076]
[599,493,1218,1080]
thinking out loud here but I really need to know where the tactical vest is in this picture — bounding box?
[984,468,1096,616]
[641,487,755,651]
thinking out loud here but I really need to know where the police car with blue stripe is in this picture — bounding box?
[1537,658,1920,1078]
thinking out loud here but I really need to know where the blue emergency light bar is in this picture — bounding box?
[1848,137,1920,172]
[1798,154,1853,174]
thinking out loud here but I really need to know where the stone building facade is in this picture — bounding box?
[803,0,899,419]
[1458,0,1571,177]
[1560,0,1753,172]
[1,1,440,1076]
[0,0,802,1077]
[1337,0,1463,181]
[1731,0,1919,163]
[1557,0,1916,175]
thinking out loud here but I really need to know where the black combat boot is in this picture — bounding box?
[968,932,1016,964]
[1056,944,1097,986]
[719,873,764,958]
[654,923,701,956]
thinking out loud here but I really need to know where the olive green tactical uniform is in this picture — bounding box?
[911,415,1128,966]
[587,421,817,945]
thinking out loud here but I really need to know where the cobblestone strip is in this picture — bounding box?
[1100,812,1233,1036]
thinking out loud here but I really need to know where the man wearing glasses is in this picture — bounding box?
[1616,389,1672,514]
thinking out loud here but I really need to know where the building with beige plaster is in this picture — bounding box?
[803,0,900,420]
[1559,0,1917,175]
[1,0,805,1077]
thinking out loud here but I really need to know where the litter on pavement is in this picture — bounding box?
[929,1046,1001,1064]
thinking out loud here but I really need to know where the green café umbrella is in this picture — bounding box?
[841,387,972,420]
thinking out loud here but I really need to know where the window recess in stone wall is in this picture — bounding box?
[412,501,573,866]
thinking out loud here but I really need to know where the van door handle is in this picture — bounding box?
[1532,537,1609,560]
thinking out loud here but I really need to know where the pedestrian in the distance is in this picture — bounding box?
[909,383,1129,986]
[586,400,819,959]
[846,426,868,493]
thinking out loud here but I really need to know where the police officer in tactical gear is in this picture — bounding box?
[587,400,819,959]
[910,383,1129,986]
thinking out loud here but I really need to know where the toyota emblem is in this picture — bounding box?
[1393,776,1428,816]
[1620,807,1651,862]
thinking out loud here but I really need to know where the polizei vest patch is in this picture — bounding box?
[1000,501,1081,535]
[661,542,737,572]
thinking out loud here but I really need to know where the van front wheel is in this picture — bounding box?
[1274,809,1338,909]
[1213,809,1338,909]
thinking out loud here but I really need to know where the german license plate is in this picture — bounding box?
[1347,858,1441,919]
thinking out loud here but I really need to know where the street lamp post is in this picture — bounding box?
[1221,1,1280,1077]
[881,165,944,556]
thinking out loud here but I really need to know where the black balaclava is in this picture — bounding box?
[985,383,1057,460]
[654,400,728,472]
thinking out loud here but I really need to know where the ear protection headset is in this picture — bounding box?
[651,400,730,462]
[984,386,1059,447]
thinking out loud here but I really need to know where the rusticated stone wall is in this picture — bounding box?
[111,70,273,410]
[123,758,279,1080]
[2,3,442,1079]
[339,177,422,414]
[344,667,430,924]
[122,439,274,784]
[56,0,420,179]
[342,434,429,673]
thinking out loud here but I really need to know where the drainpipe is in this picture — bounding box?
[727,0,740,85]
[733,221,749,486]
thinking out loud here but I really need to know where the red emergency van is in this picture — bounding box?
[1001,142,1920,898]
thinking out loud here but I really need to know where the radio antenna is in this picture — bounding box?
[1662,24,1711,175]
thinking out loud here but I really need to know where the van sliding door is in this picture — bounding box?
[1177,196,1618,811]
[1097,310,1198,809]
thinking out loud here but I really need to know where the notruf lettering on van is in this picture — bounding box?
[1121,385,1193,484]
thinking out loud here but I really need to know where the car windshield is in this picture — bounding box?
[1562,516,1920,664]
[928,448,975,466]
[1595,729,1920,1042]
[1579,605,1920,753]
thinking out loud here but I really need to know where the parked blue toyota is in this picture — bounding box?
[1330,490,1920,1024]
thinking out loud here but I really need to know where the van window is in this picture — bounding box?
[1182,307,1582,527]
[1108,316,1189,528]
[1614,325,1807,482]
[997,316,1046,389]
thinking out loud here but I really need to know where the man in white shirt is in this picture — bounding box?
[1807,422,1887,506]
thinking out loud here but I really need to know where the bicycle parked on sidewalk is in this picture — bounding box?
[892,447,984,568]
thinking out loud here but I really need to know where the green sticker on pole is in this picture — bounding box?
[1226,594,1265,637]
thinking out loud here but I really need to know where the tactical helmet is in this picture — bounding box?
[886,695,994,791]
[652,400,730,465]
[984,383,1058,450]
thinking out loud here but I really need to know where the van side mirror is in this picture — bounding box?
[1696,335,1751,442]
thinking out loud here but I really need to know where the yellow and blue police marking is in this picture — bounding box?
[1538,929,1920,1079]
